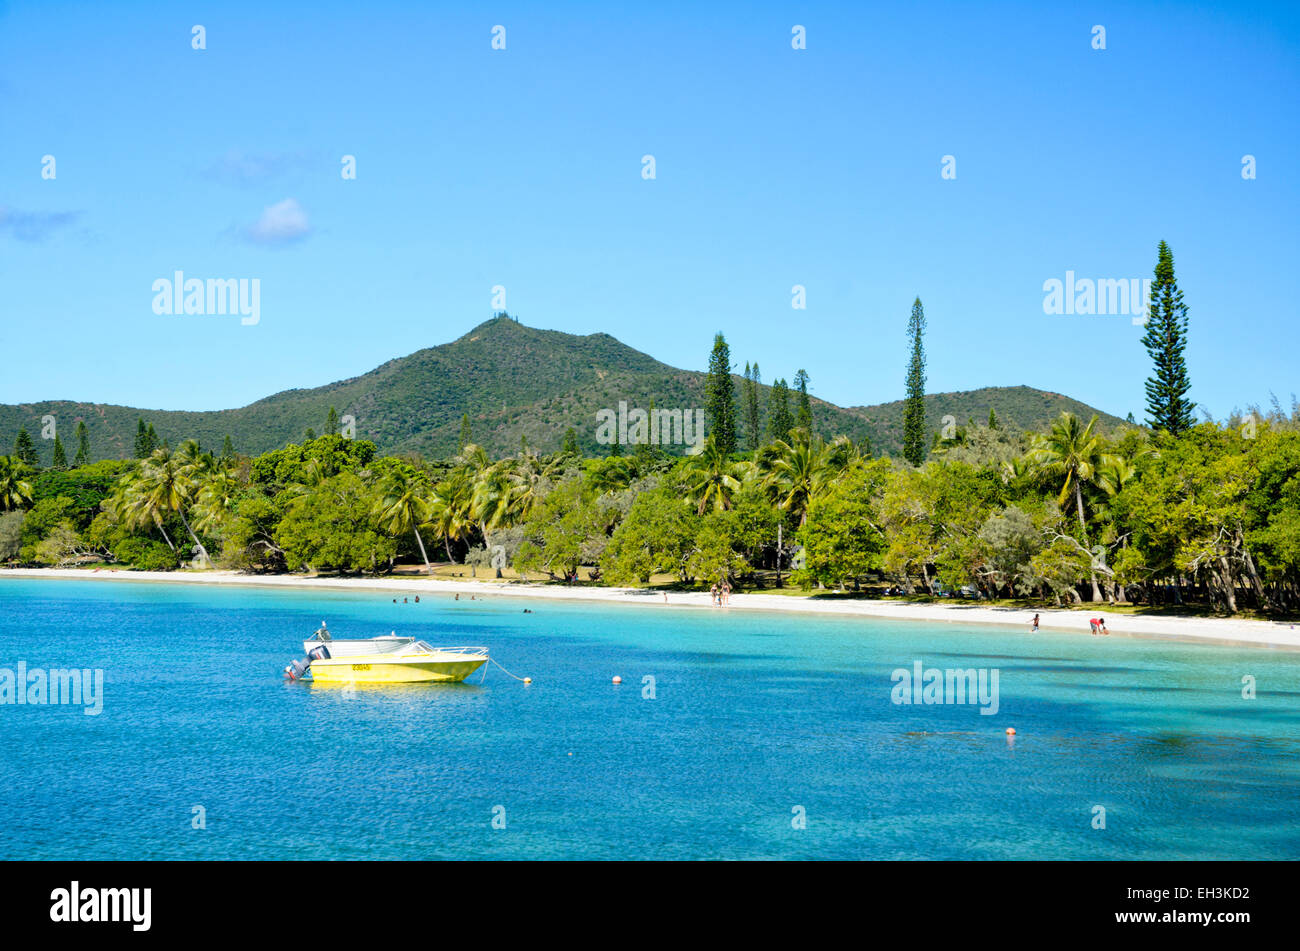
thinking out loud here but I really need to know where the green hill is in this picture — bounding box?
[0,315,1126,462]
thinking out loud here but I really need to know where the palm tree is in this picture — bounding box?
[0,456,34,511]
[586,456,636,495]
[127,447,212,566]
[192,467,242,536]
[471,460,520,552]
[685,433,743,514]
[757,428,851,526]
[373,467,434,572]
[511,447,561,520]
[429,469,475,562]
[1028,413,1116,601]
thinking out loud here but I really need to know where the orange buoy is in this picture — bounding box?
[1006,727,1016,735]
[612,675,622,685]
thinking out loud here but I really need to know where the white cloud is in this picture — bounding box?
[245,198,312,245]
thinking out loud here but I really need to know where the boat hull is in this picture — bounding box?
[308,655,487,684]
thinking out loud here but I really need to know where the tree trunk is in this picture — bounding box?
[176,509,211,567]
[412,525,431,573]
[1218,556,1238,613]
[1240,536,1271,610]
[1075,478,1101,601]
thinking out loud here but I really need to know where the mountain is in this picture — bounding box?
[0,316,1126,462]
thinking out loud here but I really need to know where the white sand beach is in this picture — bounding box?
[4,566,1298,651]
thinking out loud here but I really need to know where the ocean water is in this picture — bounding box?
[1,577,1298,860]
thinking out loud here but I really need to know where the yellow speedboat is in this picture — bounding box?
[305,641,489,684]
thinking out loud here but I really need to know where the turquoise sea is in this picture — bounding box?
[2,577,1298,860]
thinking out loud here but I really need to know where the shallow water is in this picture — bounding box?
[1,577,1297,859]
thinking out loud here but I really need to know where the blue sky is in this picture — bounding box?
[1,0,1296,421]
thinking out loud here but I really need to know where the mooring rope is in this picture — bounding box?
[485,655,530,683]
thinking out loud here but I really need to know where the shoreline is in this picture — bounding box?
[3,567,1299,651]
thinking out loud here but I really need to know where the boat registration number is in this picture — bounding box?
[352,664,371,671]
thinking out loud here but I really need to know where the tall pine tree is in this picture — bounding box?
[51,433,67,469]
[326,406,340,436]
[458,413,472,452]
[133,418,149,459]
[743,362,762,451]
[14,427,38,466]
[73,421,90,466]
[1141,241,1195,435]
[902,297,927,466]
[766,379,793,444]
[704,332,736,454]
[794,369,813,434]
[561,426,578,456]
[221,435,235,462]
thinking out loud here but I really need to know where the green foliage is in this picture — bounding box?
[275,471,396,573]
[112,536,180,571]
[601,491,695,584]
[250,434,377,491]
[51,433,67,469]
[514,477,607,579]
[35,524,81,565]
[20,496,78,549]
[798,462,890,588]
[0,511,23,561]
[686,509,749,585]
[29,460,135,530]
[0,455,35,511]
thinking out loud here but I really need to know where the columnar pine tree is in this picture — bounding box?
[743,362,762,451]
[14,427,38,466]
[794,369,813,434]
[705,333,736,454]
[51,433,67,469]
[134,418,149,459]
[1141,241,1196,435]
[902,297,927,466]
[766,379,793,444]
[144,423,159,456]
[458,413,472,453]
[326,406,340,436]
[74,421,90,466]
[221,435,235,462]
[988,408,998,430]
[562,427,578,456]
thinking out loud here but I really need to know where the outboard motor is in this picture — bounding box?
[284,644,331,681]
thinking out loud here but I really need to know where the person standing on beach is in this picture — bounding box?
[1031,613,1039,633]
